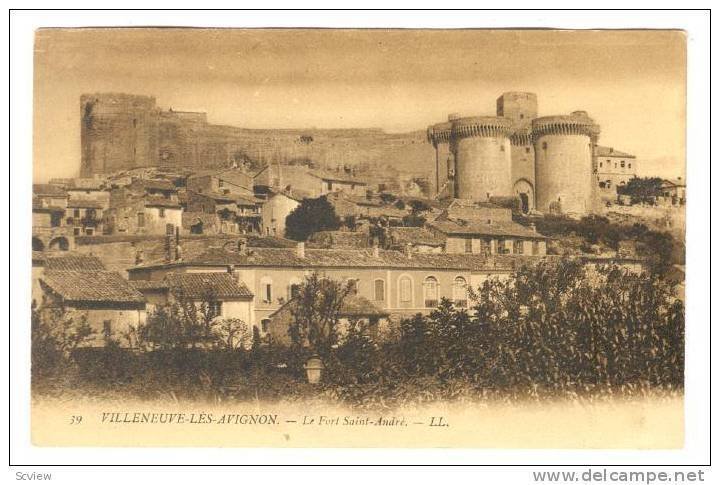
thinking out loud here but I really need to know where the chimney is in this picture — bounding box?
[404,243,413,259]
[227,264,238,280]
[237,238,248,255]
[296,241,305,258]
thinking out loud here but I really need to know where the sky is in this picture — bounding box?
[33,28,686,182]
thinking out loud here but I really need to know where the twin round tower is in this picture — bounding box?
[427,92,600,215]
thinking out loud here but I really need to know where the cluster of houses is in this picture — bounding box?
[30,163,585,349]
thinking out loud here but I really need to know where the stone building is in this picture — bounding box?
[428,92,602,216]
[595,146,638,194]
[127,243,520,333]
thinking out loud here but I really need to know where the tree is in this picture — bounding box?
[285,196,341,241]
[617,177,664,203]
[31,303,95,376]
[288,273,353,356]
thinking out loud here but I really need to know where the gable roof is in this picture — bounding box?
[131,246,517,272]
[164,273,254,300]
[41,271,145,304]
[33,184,68,198]
[427,219,547,239]
[43,254,106,271]
[595,146,636,159]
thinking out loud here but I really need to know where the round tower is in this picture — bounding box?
[449,116,514,200]
[532,113,600,214]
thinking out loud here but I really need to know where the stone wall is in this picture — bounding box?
[81,93,436,178]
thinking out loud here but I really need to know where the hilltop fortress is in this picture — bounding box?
[81,91,631,216]
[80,93,432,178]
[428,92,602,215]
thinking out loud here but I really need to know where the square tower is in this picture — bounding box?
[496,92,538,128]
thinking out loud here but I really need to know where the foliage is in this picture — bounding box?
[288,273,353,357]
[408,199,431,213]
[31,302,95,377]
[285,196,341,241]
[379,192,397,204]
[394,199,406,210]
[617,177,664,203]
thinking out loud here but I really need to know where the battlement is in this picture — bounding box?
[81,93,157,115]
[532,115,600,138]
[427,122,453,145]
[450,116,514,140]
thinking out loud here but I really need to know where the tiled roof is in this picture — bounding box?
[128,280,169,291]
[139,179,177,191]
[67,199,104,209]
[144,197,182,209]
[33,184,68,197]
[164,273,254,300]
[427,219,547,239]
[41,271,145,304]
[134,247,515,272]
[69,178,106,190]
[44,254,106,271]
[389,227,446,247]
[309,170,368,185]
[595,146,636,158]
[32,198,64,212]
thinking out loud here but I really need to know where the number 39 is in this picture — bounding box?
[70,415,83,424]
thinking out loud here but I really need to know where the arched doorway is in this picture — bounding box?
[32,237,44,252]
[513,179,535,214]
[48,236,69,251]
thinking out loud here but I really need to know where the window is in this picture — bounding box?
[73,227,81,236]
[132,118,137,128]
[500,144,505,152]
[599,162,603,168]
[346,279,360,294]
[208,301,223,318]
[158,208,165,218]
[453,277,468,308]
[289,283,301,300]
[614,163,617,169]
[519,113,524,119]
[85,228,94,236]
[513,239,524,254]
[542,142,547,150]
[497,239,508,254]
[399,276,412,303]
[218,179,224,188]
[327,182,333,190]
[465,238,473,253]
[628,163,632,169]
[137,212,145,228]
[261,319,270,333]
[525,147,531,154]
[374,279,385,302]
[261,277,273,303]
[73,209,80,218]
[532,240,540,255]
[620,161,625,168]
[423,276,439,308]
[103,320,112,340]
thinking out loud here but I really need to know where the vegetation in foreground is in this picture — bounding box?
[32,259,684,410]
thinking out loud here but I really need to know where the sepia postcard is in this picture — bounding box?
[28,27,687,449]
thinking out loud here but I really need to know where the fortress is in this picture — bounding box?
[428,92,602,215]
[81,91,606,215]
[80,93,433,179]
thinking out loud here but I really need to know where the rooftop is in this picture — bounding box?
[270,293,389,320]
[130,246,516,272]
[595,146,636,159]
[41,270,145,304]
[164,272,254,300]
[67,199,104,209]
[43,254,106,271]
[427,219,546,239]
[33,184,68,198]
